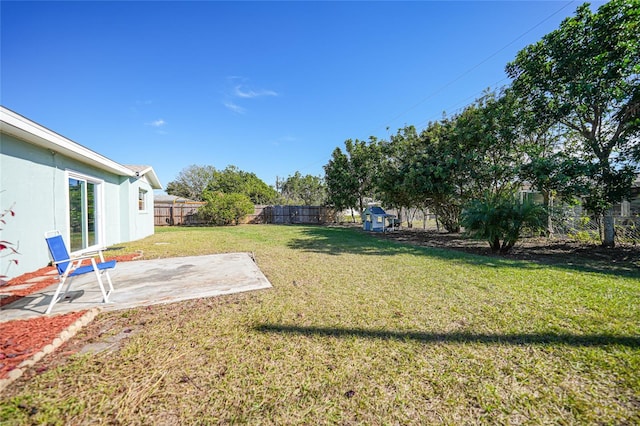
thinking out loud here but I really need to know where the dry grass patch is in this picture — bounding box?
[1,225,639,424]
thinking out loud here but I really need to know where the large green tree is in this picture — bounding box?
[506,0,640,247]
[165,165,217,201]
[208,165,278,205]
[345,137,382,215]
[395,91,522,233]
[516,109,591,234]
[167,164,277,205]
[452,90,523,196]
[278,172,327,206]
[324,138,380,220]
[401,120,467,233]
[324,147,358,221]
[375,127,424,226]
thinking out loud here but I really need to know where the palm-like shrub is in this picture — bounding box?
[461,192,546,253]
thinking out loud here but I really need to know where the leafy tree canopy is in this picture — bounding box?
[166,164,277,204]
[506,0,640,246]
[278,172,327,206]
[375,126,424,218]
[208,165,278,205]
[324,146,358,219]
[165,164,217,201]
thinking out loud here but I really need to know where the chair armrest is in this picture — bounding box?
[76,248,107,257]
[77,248,112,262]
[52,251,104,265]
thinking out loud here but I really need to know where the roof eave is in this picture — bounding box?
[1,107,136,178]
[141,167,163,190]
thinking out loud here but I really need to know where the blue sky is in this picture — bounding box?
[1,1,603,191]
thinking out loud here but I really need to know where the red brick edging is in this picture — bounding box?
[0,308,101,392]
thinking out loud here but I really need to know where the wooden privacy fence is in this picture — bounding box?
[256,205,335,224]
[155,202,205,226]
[155,203,335,226]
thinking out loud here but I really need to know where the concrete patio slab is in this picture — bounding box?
[0,253,272,321]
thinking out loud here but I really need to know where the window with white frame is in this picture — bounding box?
[138,188,147,211]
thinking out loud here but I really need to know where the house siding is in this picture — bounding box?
[118,175,155,242]
[0,132,154,279]
[129,176,155,238]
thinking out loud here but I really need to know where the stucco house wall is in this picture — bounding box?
[0,107,161,279]
[124,166,156,240]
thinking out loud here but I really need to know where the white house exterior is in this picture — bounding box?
[0,107,162,279]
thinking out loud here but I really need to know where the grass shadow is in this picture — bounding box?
[286,226,492,261]
[255,323,640,348]
[286,225,640,278]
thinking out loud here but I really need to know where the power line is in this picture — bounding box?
[413,76,511,132]
[377,0,577,134]
[289,2,578,180]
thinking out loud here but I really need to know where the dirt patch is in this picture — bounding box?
[76,321,140,356]
[373,228,640,275]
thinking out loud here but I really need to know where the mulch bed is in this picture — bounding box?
[374,228,640,275]
[0,265,58,309]
[0,254,140,379]
[0,311,86,378]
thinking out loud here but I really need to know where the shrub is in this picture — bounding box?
[198,192,254,226]
[568,229,600,244]
[461,192,546,254]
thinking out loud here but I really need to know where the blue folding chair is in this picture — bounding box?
[44,231,116,314]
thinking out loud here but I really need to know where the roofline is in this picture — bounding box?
[1,106,138,178]
[138,167,163,190]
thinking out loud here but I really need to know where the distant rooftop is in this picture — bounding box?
[155,194,204,204]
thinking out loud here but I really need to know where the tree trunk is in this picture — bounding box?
[500,241,514,254]
[422,208,428,229]
[490,236,501,253]
[434,204,460,233]
[543,191,553,237]
[602,208,615,248]
[406,210,413,228]
[596,213,604,242]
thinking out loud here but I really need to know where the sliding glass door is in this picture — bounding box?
[68,176,100,252]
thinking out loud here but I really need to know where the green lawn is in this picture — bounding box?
[2,225,639,424]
